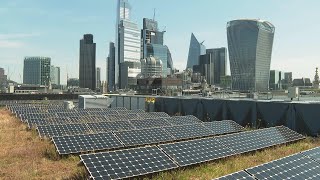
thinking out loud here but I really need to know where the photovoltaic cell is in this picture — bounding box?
[215,171,255,180]
[166,115,202,126]
[37,124,91,138]
[80,146,178,180]
[301,146,320,163]
[164,124,213,140]
[130,118,172,129]
[215,130,273,154]
[115,128,174,147]
[87,121,135,133]
[202,120,244,135]
[246,153,320,180]
[138,112,170,119]
[52,132,123,154]
[159,137,235,166]
[105,113,140,121]
[258,126,305,145]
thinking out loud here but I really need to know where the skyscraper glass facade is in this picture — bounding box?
[141,18,171,77]
[79,34,96,90]
[107,42,116,91]
[146,44,167,77]
[115,0,140,89]
[50,65,60,85]
[206,48,227,84]
[119,20,141,78]
[227,19,275,91]
[186,33,206,69]
[23,57,51,85]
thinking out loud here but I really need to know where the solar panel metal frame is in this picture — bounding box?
[80,146,179,180]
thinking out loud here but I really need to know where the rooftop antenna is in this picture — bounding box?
[153,8,156,21]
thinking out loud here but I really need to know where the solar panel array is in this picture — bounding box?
[80,126,305,179]
[52,132,124,154]
[216,146,320,180]
[52,120,244,155]
[80,146,178,180]
[3,101,308,179]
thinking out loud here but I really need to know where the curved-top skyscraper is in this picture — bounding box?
[227,19,275,92]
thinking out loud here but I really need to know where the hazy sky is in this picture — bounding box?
[1,0,320,84]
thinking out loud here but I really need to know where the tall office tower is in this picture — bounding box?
[227,19,275,91]
[115,0,140,89]
[96,67,101,89]
[141,18,172,77]
[186,33,206,69]
[206,48,227,84]
[0,67,7,88]
[23,57,51,85]
[167,47,173,75]
[50,65,60,85]
[79,34,96,90]
[107,42,116,91]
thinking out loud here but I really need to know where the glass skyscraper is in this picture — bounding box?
[186,33,206,70]
[79,34,96,90]
[141,18,172,77]
[115,0,141,88]
[227,19,275,92]
[107,42,116,91]
[50,65,60,85]
[23,57,51,86]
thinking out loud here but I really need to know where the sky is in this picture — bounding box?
[1,0,320,84]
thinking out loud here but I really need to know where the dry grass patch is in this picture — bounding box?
[0,108,87,180]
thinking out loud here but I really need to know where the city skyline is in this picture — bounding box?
[1,0,320,84]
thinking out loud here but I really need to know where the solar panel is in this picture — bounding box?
[258,126,305,145]
[130,118,172,129]
[215,171,255,180]
[52,132,123,154]
[105,113,140,121]
[80,146,178,180]
[166,115,202,126]
[215,130,273,154]
[137,112,170,119]
[27,117,71,128]
[301,146,320,162]
[87,121,135,133]
[202,120,244,135]
[164,124,213,140]
[159,137,235,167]
[115,128,174,147]
[245,153,320,180]
[37,124,91,138]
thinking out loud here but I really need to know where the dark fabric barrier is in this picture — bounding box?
[256,102,291,128]
[294,103,320,136]
[154,97,320,136]
[201,99,226,122]
[225,100,256,126]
